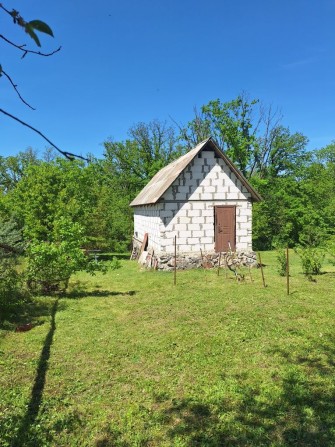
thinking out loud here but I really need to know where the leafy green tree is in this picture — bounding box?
[180,95,258,176]
[25,217,119,294]
[102,121,185,249]
[8,158,99,242]
[0,148,39,195]
[0,218,25,313]
[104,120,184,189]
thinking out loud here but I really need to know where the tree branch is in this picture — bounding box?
[0,34,61,58]
[1,69,35,109]
[0,108,88,161]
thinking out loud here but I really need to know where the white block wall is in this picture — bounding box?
[133,150,254,255]
[133,204,163,253]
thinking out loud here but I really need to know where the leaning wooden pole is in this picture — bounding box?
[286,246,290,295]
[258,252,266,288]
[174,235,177,286]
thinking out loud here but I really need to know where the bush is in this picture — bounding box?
[275,249,287,276]
[0,259,25,313]
[295,246,324,279]
[324,236,335,265]
[25,218,120,294]
[0,218,26,314]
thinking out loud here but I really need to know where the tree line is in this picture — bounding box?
[1,95,334,311]
[1,94,334,252]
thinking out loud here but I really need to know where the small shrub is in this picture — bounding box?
[25,218,120,294]
[324,236,335,265]
[295,246,324,280]
[276,249,287,276]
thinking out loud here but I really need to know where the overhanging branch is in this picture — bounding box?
[0,108,88,161]
[2,69,35,109]
[0,34,61,58]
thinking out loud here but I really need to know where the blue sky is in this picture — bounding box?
[1,0,335,159]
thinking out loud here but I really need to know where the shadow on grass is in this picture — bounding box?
[65,289,136,299]
[11,299,58,447]
[155,336,335,446]
[64,280,136,300]
[0,296,59,331]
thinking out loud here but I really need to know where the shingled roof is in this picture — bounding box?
[130,137,262,206]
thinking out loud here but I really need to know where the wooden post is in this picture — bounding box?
[174,235,177,286]
[217,252,222,276]
[258,252,266,288]
[286,246,289,295]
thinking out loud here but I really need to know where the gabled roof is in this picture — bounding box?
[130,137,262,206]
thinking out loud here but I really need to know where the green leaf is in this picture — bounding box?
[25,24,41,47]
[28,20,54,38]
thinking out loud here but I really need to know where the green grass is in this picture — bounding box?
[1,251,335,446]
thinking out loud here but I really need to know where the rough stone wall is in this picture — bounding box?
[138,251,258,271]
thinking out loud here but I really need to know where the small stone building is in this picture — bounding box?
[130,137,261,269]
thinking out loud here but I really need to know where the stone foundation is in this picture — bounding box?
[138,251,258,271]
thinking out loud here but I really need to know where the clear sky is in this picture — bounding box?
[1,0,335,159]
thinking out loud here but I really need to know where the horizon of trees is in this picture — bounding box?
[1,94,334,256]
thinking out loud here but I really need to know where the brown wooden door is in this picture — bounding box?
[215,206,236,252]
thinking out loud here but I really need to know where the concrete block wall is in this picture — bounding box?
[133,149,254,255]
[159,200,252,254]
[163,151,251,202]
[133,204,163,253]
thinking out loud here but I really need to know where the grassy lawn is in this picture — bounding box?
[1,251,335,446]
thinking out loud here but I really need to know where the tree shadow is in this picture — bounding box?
[0,296,59,331]
[156,335,335,446]
[65,280,136,299]
[65,289,136,299]
[11,299,58,447]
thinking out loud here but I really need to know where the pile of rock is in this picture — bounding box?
[139,251,258,271]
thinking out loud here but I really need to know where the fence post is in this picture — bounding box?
[174,235,177,286]
[286,247,290,295]
[258,252,266,288]
[217,252,222,276]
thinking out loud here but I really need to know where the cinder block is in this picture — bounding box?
[238,236,251,244]
[174,224,187,231]
[189,192,201,200]
[176,237,187,245]
[192,230,203,238]
[237,229,248,237]
[202,210,213,217]
[201,237,213,244]
[188,224,201,231]
[200,193,214,200]
[191,216,206,224]
[239,222,250,230]
[188,209,201,217]
[188,238,200,244]
[179,216,191,224]
[205,186,216,193]
[202,223,213,231]
[191,202,206,210]
[164,202,179,211]
[175,192,188,200]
